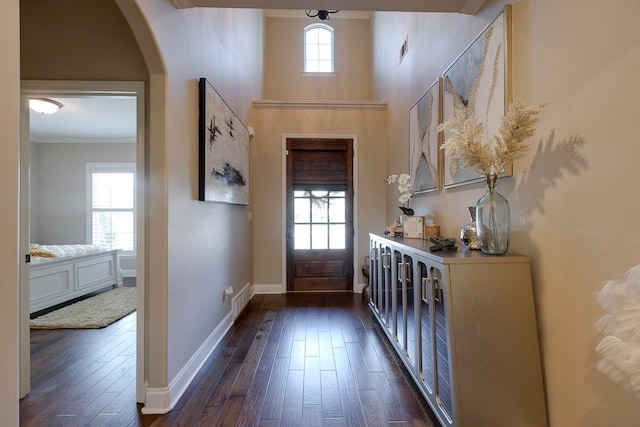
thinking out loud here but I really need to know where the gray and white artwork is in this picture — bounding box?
[442,7,510,188]
[199,78,249,205]
[410,78,441,194]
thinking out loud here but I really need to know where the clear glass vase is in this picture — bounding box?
[475,186,510,255]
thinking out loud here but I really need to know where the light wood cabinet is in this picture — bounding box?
[369,233,547,427]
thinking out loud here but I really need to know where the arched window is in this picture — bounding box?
[304,24,334,73]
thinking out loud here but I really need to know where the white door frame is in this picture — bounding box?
[19,80,147,403]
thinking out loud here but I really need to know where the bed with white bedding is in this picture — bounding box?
[29,244,122,314]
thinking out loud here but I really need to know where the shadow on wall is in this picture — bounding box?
[509,130,588,409]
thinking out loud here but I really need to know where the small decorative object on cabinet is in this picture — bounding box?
[403,215,424,239]
[460,206,480,250]
[368,233,547,427]
[424,224,441,240]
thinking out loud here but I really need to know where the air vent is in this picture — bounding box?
[399,35,408,64]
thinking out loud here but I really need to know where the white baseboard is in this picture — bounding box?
[141,310,234,414]
[355,282,367,294]
[253,284,284,294]
[253,283,365,294]
[232,282,253,319]
[140,387,171,414]
[121,269,137,278]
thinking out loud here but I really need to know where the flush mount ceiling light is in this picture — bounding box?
[305,10,339,20]
[29,98,64,115]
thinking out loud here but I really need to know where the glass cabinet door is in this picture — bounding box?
[405,254,416,365]
[431,266,454,423]
[418,259,435,392]
[369,240,379,311]
[396,253,413,358]
[380,245,392,328]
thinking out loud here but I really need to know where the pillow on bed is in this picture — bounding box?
[29,243,57,258]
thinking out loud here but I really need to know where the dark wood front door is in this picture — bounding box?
[286,138,354,292]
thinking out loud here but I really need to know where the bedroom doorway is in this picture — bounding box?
[19,81,146,404]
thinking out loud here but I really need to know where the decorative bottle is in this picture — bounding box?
[460,206,480,250]
[475,185,510,255]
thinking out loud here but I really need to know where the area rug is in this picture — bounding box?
[30,287,136,329]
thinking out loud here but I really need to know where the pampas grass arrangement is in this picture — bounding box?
[439,99,545,190]
[595,265,640,397]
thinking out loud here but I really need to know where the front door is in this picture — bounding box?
[286,138,354,292]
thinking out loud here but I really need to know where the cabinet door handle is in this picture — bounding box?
[433,277,442,304]
[422,277,431,303]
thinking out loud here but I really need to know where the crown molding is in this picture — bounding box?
[459,0,487,15]
[172,0,195,8]
[264,9,371,19]
[252,99,386,110]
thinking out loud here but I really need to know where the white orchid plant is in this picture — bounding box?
[385,173,414,215]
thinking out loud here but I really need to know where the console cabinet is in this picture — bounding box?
[369,233,547,427]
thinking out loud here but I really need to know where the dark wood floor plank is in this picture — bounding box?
[210,393,244,427]
[388,376,437,427]
[333,346,367,427]
[359,388,388,426]
[306,325,320,357]
[370,371,408,422]
[260,357,289,420]
[22,293,439,427]
[304,356,322,405]
[303,404,324,427]
[319,330,336,371]
[289,340,306,370]
[281,369,304,426]
[203,362,242,408]
[345,341,374,390]
[194,406,223,427]
[229,313,275,395]
[320,369,342,419]
[235,316,282,426]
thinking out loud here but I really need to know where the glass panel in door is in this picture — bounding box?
[406,255,416,365]
[431,266,454,422]
[419,260,434,392]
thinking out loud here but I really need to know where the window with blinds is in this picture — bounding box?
[87,163,135,252]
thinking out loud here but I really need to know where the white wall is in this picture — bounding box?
[372,0,640,425]
[265,16,371,100]
[0,0,20,423]
[30,142,136,244]
[131,1,264,389]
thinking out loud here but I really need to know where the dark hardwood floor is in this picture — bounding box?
[21,293,439,426]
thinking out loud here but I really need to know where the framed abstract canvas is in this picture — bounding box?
[410,78,442,194]
[442,5,512,188]
[198,78,250,205]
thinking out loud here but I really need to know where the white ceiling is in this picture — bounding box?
[29,96,137,143]
[174,0,487,14]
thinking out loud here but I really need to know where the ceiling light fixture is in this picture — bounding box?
[29,98,64,115]
[305,10,339,20]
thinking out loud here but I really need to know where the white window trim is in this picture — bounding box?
[86,162,136,255]
[303,23,335,73]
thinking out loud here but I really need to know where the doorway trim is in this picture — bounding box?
[19,80,147,403]
[280,133,359,294]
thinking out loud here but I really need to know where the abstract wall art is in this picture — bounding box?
[410,78,441,194]
[198,78,250,205]
[441,5,512,188]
